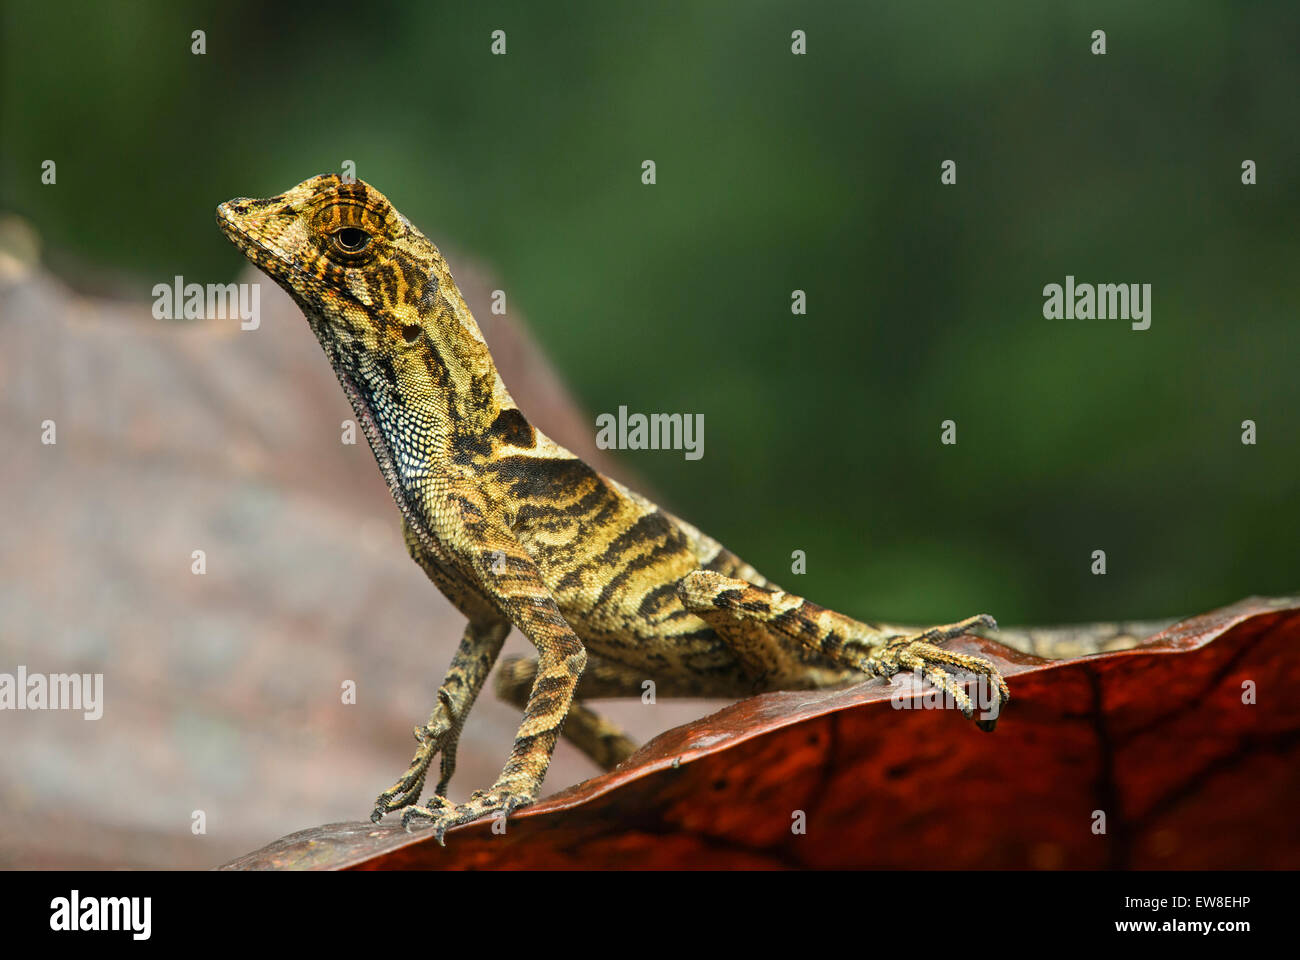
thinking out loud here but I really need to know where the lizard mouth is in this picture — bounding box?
[215,202,298,283]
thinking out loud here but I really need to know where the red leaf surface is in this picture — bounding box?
[221,595,1300,869]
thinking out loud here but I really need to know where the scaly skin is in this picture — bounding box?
[217,174,1010,842]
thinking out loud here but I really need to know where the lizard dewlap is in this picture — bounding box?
[218,174,1009,841]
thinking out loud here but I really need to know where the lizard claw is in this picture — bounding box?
[863,614,1009,728]
[400,789,531,845]
[371,700,459,819]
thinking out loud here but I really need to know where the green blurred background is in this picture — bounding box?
[3,0,1297,625]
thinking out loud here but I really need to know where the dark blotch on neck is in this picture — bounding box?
[490,408,536,449]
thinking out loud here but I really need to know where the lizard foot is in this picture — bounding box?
[399,787,532,845]
[861,614,1010,731]
[370,694,460,822]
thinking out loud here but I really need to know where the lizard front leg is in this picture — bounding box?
[371,617,509,820]
[495,655,643,770]
[679,570,1009,729]
[397,495,588,843]
[494,651,768,771]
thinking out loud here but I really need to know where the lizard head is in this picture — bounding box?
[217,174,502,463]
[216,172,489,368]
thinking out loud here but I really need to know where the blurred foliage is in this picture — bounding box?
[2,0,1297,623]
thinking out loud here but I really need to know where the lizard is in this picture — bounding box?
[216,174,1011,843]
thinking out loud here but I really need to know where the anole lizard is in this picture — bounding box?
[217,175,1010,842]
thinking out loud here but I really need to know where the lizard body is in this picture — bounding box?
[218,175,1009,840]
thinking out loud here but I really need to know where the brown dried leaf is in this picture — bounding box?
[221,594,1300,870]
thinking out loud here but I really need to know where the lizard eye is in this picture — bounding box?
[401,323,422,343]
[332,227,371,253]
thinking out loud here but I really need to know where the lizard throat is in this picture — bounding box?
[331,357,434,535]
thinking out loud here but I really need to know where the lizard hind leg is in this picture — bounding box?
[678,570,1009,730]
[495,657,639,771]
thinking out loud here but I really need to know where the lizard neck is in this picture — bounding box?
[322,298,522,532]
